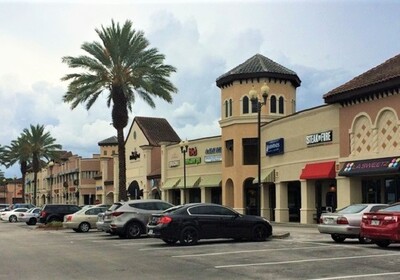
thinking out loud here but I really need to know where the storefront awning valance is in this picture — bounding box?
[175,176,201,189]
[253,169,275,184]
[300,161,336,180]
[338,157,400,176]
[162,178,181,190]
[199,175,221,188]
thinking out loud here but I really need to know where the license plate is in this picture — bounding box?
[148,229,153,235]
[324,218,334,224]
[371,220,379,226]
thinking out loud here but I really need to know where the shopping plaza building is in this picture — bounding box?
[24,53,400,224]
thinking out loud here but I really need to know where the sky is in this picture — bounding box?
[1,0,399,178]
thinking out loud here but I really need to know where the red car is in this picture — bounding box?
[360,203,400,248]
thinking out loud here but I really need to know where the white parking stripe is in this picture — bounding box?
[215,252,400,268]
[172,245,340,258]
[309,272,400,280]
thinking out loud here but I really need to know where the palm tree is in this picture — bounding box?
[3,135,31,203]
[22,124,62,205]
[62,20,177,201]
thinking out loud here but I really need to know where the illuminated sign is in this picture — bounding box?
[306,130,332,145]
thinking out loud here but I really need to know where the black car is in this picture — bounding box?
[39,204,81,224]
[147,203,273,245]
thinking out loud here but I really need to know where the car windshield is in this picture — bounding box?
[379,204,400,212]
[336,204,367,214]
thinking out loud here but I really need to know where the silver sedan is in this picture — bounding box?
[318,203,388,243]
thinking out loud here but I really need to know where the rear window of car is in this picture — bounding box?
[336,204,367,214]
[379,204,400,212]
[108,203,122,211]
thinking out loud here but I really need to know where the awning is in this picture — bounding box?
[162,178,181,190]
[338,157,400,176]
[199,175,221,188]
[300,161,336,180]
[176,176,201,189]
[253,169,275,184]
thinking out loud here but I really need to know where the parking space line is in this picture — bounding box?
[214,252,400,269]
[172,245,340,258]
[309,271,400,280]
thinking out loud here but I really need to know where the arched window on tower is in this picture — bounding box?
[225,100,229,118]
[229,99,233,116]
[243,96,249,114]
[270,95,277,113]
[279,96,284,114]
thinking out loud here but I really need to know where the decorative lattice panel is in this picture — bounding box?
[377,110,400,153]
[352,116,373,155]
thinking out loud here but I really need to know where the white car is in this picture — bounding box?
[0,208,28,223]
[17,207,41,225]
[63,206,108,232]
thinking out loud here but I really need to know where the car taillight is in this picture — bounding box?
[383,216,398,223]
[111,212,124,217]
[337,217,349,224]
[158,216,172,224]
[66,215,72,222]
[40,211,47,217]
[20,213,25,217]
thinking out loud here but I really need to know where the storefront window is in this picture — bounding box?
[385,178,400,204]
[362,179,381,203]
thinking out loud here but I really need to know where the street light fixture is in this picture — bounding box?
[179,139,189,205]
[48,160,54,204]
[249,82,270,216]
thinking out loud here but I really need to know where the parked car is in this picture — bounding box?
[63,205,108,232]
[39,204,81,224]
[8,203,36,210]
[110,199,174,239]
[318,203,388,243]
[98,202,123,234]
[147,203,273,246]
[360,203,400,248]
[0,204,9,211]
[0,208,28,222]
[17,207,41,225]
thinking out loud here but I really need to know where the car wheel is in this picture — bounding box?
[375,240,391,248]
[9,215,17,223]
[125,222,142,239]
[27,218,37,225]
[251,224,269,241]
[162,238,178,245]
[73,229,80,233]
[180,226,199,246]
[79,222,90,233]
[331,234,346,243]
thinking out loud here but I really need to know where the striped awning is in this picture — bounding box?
[199,175,222,188]
[253,169,275,184]
[162,178,181,190]
[175,176,201,189]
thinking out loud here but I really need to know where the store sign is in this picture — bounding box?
[205,146,222,162]
[339,157,400,176]
[306,130,332,145]
[186,157,201,165]
[169,160,180,168]
[266,138,284,156]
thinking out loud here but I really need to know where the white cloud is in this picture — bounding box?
[1,0,400,177]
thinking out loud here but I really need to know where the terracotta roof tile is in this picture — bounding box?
[135,116,180,146]
[216,53,301,88]
[324,53,400,103]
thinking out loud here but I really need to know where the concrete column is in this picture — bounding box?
[260,184,271,220]
[300,180,316,224]
[336,176,362,209]
[275,182,289,222]
[201,188,208,203]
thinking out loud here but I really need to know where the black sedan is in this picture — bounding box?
[147,203,273,245]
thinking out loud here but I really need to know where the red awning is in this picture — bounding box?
[300,161,336,180]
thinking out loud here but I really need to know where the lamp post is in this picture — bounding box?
[179,139,189,205]
[48,160,54,204]
[250,82,270,216]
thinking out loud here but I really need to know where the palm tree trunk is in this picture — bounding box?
[117,128,127,201]
[33,172,37,205]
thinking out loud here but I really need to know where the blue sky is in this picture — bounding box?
[1,0,399,177]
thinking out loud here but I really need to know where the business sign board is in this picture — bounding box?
[266,138,284,156]
[306,130,333,146]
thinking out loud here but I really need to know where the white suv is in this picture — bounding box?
[110,199,173,239]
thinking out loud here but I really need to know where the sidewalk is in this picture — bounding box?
[271,222,319,239]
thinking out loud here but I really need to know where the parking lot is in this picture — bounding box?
[1,221,400,280]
